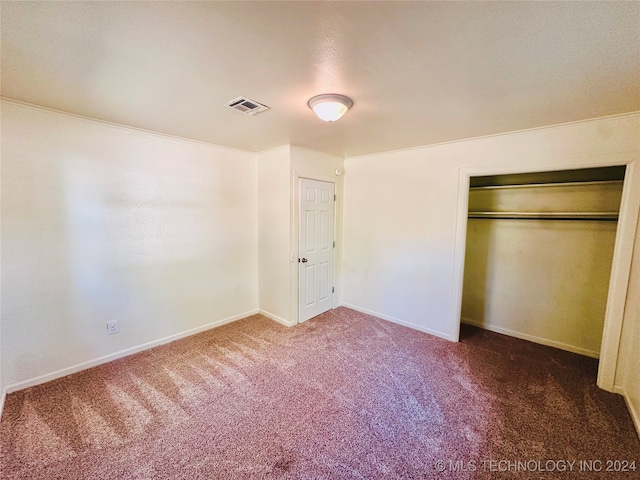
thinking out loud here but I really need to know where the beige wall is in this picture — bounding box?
[257,146,292,324]
[1,101,259,392]
[342,114,639,340]
[615,207,640,435]
[461,181,622,357]
[257,146,344,325]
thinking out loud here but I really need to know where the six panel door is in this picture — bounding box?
[299,178,335,322]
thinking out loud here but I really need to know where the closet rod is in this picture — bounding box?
[469,180,623,191]
[468,211,619,221]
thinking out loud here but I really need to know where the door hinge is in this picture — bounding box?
[332,286,335,293]
[333,241,335,248]
[334,194,336,201]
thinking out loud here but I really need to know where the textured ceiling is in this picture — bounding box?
[2,1,639,157]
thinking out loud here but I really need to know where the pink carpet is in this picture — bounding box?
[1,307,638,479]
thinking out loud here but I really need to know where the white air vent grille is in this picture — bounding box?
[227,96,269,115]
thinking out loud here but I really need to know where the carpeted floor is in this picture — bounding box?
[0,307,638,479]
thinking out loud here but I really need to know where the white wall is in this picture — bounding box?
[461,181,622,357]
[342,114,640,343]
[615,207,640,436]
[257,146,292,324]
[0,100,258,393]
[257,145,344,325]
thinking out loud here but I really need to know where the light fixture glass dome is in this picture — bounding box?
[308,94,353,122]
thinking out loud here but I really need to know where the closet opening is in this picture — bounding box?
[460,165,626,359]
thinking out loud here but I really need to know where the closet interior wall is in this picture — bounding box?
[461,167,625,358]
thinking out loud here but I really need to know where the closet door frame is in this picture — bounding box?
[451,152,640,393]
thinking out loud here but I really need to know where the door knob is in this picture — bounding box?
[301,258,308,263]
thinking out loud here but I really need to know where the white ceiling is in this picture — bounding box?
[2,1,638,157]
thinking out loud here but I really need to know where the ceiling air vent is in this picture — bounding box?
[227,96,269,116]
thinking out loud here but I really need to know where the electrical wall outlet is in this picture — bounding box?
[106,320,119,335]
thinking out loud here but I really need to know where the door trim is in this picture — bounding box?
[292,170,339,324]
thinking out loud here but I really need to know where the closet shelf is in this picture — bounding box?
[467,211,619,221]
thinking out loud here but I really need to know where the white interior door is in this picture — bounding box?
[299,178,335,322]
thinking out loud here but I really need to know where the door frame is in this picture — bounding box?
[291,170,339,324]
[450,152,640,392]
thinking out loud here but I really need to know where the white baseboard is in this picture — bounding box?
[259,309,296,327]
[5,309,259,395]
[461,317,600,358]
[339,303,453,340]
[614,385,640,439]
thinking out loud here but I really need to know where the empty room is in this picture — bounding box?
[1,1,639,479]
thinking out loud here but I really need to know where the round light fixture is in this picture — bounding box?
[308,94,353,122]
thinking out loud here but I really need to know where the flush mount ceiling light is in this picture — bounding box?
[308,94,353,122]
